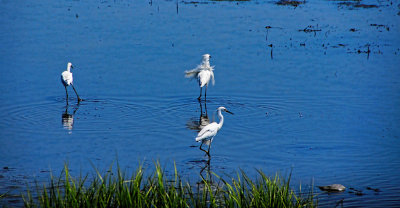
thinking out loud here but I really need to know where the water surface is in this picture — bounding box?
[0,0,399,207]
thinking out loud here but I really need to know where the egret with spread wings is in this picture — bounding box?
[185,54,215,100]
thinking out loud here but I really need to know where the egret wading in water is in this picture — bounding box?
[61,62,82,104]
[196,106,233,155]
[185,54,215,101]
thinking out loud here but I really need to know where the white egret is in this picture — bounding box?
[196,106,233,155]
[185,54,215,100]
[61,62,82,104]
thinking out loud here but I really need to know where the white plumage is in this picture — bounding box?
[196,106,233,155]
[185,54,215,100]
[61,62,82,104]
[196,122,219,145]
[61,69,73,87]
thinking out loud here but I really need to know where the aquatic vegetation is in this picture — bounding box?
[23,163,317,208]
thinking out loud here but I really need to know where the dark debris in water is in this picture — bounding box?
[366,186,380,192]
[298,25,322,33]
[355,191,365,196]
[331,43,347,48]
[276,0,305,7]
[2,167,16,171]
[185,0,250,3]
[336,1,379,9]
[348,187,366,196]
[348,186,381,196]
[370,23,390,31]
[354,4,378,8]
[182,1,210,4]
[211,0,250,1]
[356,46,371,54]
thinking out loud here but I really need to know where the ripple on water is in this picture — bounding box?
[0,99,62,136]
[0,96,159,137]
[203,95,305,136]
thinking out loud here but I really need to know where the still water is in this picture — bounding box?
[1,0,399,207]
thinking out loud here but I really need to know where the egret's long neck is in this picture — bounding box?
[217,109,224,130]
[202,59,210,68]
[67,65,71,72]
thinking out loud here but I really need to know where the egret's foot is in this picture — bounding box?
[197,96,202,101]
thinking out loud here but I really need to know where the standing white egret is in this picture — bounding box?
[196,106,233,155]
[61,62,82,104]
[185,54,215,100]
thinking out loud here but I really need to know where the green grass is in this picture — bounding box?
[22,162,317,208]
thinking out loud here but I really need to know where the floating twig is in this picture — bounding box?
[299,25,322,33]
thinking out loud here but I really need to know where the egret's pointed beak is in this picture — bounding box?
[71,65,74,69]
[225,110,234,115]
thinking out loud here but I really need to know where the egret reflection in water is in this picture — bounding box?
[196,155,221,194]
[62,104,80,132]
[186,100,210,132]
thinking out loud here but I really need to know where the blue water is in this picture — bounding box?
[1,0,400,207]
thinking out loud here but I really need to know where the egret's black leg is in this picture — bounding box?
[199,142,208,155]
[204,101,208,117]
[204,85,207,101]
[207,143,211,156]
[71,84,82,102]
[198,87,202,101]
[64,86,69,105]
[199,99,204,117]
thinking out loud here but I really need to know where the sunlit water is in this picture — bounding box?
[1,0,399,207]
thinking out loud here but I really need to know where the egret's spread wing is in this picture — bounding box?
[185,66,202,79]
[196,122,218,142]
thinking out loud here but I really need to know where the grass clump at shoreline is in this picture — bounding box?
[23,162,317,208]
